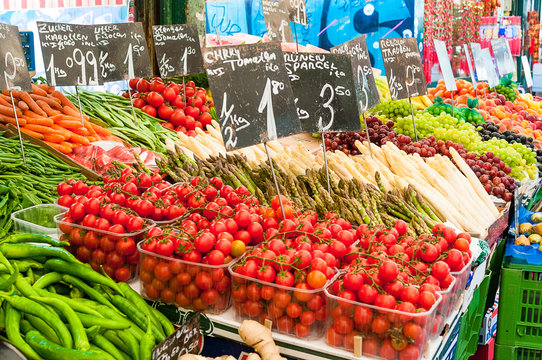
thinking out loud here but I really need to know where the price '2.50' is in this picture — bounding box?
[3,51,24,91]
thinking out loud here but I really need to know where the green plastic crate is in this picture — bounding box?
[495,343,542,360]
[455,271,491,360]
[496,263,542,348]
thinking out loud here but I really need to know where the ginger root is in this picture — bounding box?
[238,320,285,360]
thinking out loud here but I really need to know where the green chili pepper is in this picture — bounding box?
[102,330,130,354]
[26,314,62,345]
[61,274,115,309]
[31,296,90,351]
[12,260,44,272]
[0,264,18,291]
[118,283,162,334]
[1,233,69,247]
[149,305,175,337]
[84,325,101,340]
[111,295,165,342]
[89,344,117,360]
[0,244,79,263]
[44,259,123,295]
[70,287,84,298]
[33,288,101,317]
[19,319,36,334]
[5,303,43,360]
[15,275,39,297]
[139,315,155,360]
[25,330,113,360]
[118,329,140,360]
[75,311,131,330]
[0,306,4,329]
[33,272,62,289]
[1,294,73,349]
[91,334,125,360]
[94,305,145,340]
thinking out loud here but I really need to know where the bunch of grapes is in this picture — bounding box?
[371,99,416,121]
[477,123,535,149]
[493,84,517,102]
[393,112,538,181]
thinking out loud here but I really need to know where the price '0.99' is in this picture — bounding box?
[47,49,100,86]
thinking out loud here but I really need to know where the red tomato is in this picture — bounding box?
[306,270,327,289]
[141,105,157,117]
[154,262,173,282]
[195,272,213,290]
[114,267,131,282]
[116,237,136,256]
[147,91,164,108]
[326,327,344,347]
[333,315,354,334]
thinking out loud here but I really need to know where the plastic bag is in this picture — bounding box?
[68,143,161,175]
[461,98,485,124]
[425,96,465,120]
[493,74,517,102]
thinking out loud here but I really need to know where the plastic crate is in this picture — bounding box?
[54,213,151,282]
[11,204,68,236]
[495,343,542,360]
[324,277,441,360]
[431,276,458,341]
[137,241,232,315]
[455,270,492,360]
[496,263,542,348]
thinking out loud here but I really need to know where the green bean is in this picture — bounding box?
[31,296,90,351]
[5,304,42,360]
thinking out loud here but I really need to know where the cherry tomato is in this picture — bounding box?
[306,270,327,289]
[114,267,131,282]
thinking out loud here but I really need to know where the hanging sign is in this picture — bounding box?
[262,0,294,43]
[0,23,31,91]
[433,39,457,91]
[491,38,515,77]
[379,37,427,100]
[522,55,533,89]
[203,42,301,150]
[481,48,500,88]
[152,24,204,78]
[286,0,307,26]
[151,313,200,360]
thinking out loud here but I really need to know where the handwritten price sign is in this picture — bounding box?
[0,23,31,91]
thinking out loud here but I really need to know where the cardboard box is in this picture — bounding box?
[479,291,499,345]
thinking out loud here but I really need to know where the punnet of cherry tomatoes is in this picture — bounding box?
[124,77,215,136]
[137,177,264,314]
[55,169,173,281]
[324,220,472,360]
[229,198,363,340]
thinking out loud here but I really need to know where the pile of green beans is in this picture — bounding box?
[0,134,87,237]
[68,90,179,153]
[0,233,174,360]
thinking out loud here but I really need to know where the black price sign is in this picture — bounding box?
[379,37,427,100]
[152,24,204,78]
[151,313,200,360]
[203,42,301,151]
[94,22,152,82]
[331,35,380,114]
[284,52,360,133]
[285,0,307,25]
[262,0,294,43]
[37,22,101,86]
[0,23,31,92]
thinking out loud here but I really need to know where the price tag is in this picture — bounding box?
[203,42,301,150]
[94,22,152,82]
[481,48,499,88]
[152,24,204,78]
[285,0,307,26]
[283,52,360,133]
[463,44,477,88]
[433,39,457,91]
[331,35,380,114]
[151,313,200,360]
[379,37,427,100]
[37,22,101,86]
[522,55,533,89]
[491,38,515,77]
[262,0,294,43]
[0,23,31,91]
[470,43,487,81]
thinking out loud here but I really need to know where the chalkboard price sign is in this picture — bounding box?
[284,52,360,133]
[203,42,301,151]
[151,313,200,360]
[94,22,152,82]
[379,37,427,100]
[331,35,380,114]
[286,0,307,26]
[262,0,294,43]
[0,23,31,92]
[37,22,102,86]
[152,24,204,78]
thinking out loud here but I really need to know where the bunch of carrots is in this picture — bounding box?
[0,84,115,154]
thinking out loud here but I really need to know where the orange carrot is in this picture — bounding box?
[51,90,78,111]
[23,124,58,135]
[51,124,72,140]
[43,133,65,143]
[87,136,97,142]
[68,133,90,145]
[30,94,62,109]
[57,120,84,130]
[74,126,90,137]
[20,127,44,139]
[45,141,72,154]
[18,101,29,112]
[36,84,54,94]
[82,120,97,137]
[0,104,21,118]
[22,116,54,127]
[35,100,61,116]
[0,96,12,107]
[62,106,89,120]
[31,84,48,97]
[10,91,47,117]
[88,122,111,137]
[0,115,26,127]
